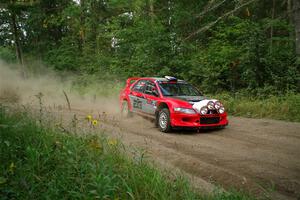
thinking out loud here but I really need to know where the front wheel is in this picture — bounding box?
[158,108,172,133]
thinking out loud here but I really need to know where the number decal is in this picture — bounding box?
[133,99,142,109]
[147,99,156,106]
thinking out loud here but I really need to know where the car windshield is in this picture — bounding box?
[158,82,202,96]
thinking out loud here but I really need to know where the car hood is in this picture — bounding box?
[167,96,206,104]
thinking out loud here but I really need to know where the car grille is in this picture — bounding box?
[200,117,220,124]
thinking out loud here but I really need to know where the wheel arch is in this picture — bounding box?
[121,97,131,110]
[155,102,170,124]
[156,102,169,112]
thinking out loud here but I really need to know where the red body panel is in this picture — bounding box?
[119,77,228,129]
[170,112,228,127]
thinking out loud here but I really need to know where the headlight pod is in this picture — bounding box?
[200,106,208,115]
[214,101,222,109]
[174,107,196,114]
[218,106,225,114]
[207,101,215,110]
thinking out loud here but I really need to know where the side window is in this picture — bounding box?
[132,80,147,92]
[144,81,158,96]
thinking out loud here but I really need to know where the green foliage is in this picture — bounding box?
[0,107,255,200]
[214,92,300,122]
[0,47,16,63]
[188,16,299,93]
[45,38,81,71]
[0,0,299,93]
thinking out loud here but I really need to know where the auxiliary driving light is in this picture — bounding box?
[200,106,208,115]
[207,101,215,110]
[218,106,225,114]
[214,101,222,109]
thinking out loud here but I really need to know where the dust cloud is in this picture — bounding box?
[0,60,120,115]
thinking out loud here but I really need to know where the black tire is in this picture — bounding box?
[155,112,159,127]
[121,101,132,118]
[158,108,172,133]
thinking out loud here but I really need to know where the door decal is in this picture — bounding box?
[133,98,143,109]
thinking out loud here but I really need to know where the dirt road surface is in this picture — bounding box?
[92,114,300,200]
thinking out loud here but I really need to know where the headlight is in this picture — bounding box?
[218,106,225,114]
[207,101,215,110]
[200,106,208,115]
[174,107,196,114]
[214,101,222,109]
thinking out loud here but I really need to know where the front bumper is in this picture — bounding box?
[170,112,228,128]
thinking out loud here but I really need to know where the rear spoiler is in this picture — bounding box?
[126,77,139,87]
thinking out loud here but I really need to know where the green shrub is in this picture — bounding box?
[0,47,16,63]
[214,93,300,122]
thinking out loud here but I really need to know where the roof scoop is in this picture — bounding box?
[165,76,177,81]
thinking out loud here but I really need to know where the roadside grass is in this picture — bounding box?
[214,93,300,122]
[0,105,255,200]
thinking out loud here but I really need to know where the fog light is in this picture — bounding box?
[200,106,208,115]
[207,101,215,110]
[218,106,225,114]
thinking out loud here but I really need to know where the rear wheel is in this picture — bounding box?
[158,108,172,133]
[121,101,132,118]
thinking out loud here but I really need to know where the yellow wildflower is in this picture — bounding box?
[92,119,98,126]
[108,139,118,146]
[86,115,92,121]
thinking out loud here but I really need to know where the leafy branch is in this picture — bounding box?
[183,0,258,41]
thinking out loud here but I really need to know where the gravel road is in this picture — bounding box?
[98,115,300,200]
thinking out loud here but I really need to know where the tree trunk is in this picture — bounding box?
[294,0,300,56]
[79,0,85,51]
[148,0,154,23]
[149,0,154,16]
[270,0,275,51]
[10,11,26,78]
[288,0,292,24]
[288,0,294,42]
[90,0,98,53]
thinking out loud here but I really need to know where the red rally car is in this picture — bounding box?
[119,76,228,132]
